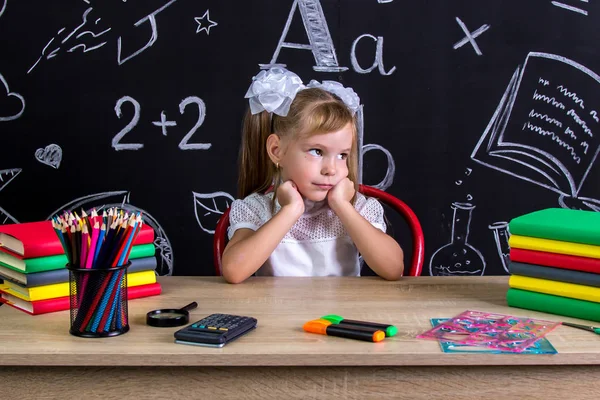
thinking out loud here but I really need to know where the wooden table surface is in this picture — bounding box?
[1,275,599,366]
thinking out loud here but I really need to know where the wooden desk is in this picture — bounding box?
[1,276,600,399]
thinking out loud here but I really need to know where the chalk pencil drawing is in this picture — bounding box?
[0,168,21,225]
[429,202,486,276]
[489,221,510,274]
[34,144,62,169]
[47,191,174,276]
[28,6,110,74]
[194,10,218,35]
[193,191,235,234]
[261,0,348,72]
[117,0,178,65]
[351,34,396,75]
[471,52,600,210]
[453,17,490,56]
[551,1,588,16]
[0,72,25,121]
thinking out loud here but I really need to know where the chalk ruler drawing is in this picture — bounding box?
[453,17,490,56]
[262,0,347,72]
[113,95,211,151]
[34,144,62,169]
[551,1,589,16]
[0,168,21,225]
[47,191,174,276]
[0,72,25,121]
[193,191,235,234]
[471,52,600,210]
[194,10,217,35]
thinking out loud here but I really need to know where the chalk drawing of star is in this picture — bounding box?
[195,10,217,35]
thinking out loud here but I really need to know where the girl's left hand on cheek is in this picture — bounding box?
[328,178,355,207]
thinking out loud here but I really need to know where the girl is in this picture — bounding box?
[222,67,404,283]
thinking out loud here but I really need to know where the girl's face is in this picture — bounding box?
[280,123,354,202]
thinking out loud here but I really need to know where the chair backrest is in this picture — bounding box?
[213,185,425,277]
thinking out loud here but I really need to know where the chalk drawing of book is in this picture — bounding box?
[471,52,600,211]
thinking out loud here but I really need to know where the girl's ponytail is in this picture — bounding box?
[237,109,274,199]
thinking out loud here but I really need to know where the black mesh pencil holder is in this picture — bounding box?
[67,262,130,338]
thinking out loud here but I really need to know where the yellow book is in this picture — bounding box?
[0,270,156,302]
[509,274,600,303]
[509,234,600,259]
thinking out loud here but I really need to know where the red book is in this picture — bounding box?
[510,248,600,274]
[0,221,154,259]
[0,282,162,315]
[0,221,64,258]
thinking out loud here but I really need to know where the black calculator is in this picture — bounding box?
[174,313,257,348]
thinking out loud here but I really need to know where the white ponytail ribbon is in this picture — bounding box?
[306,80,361,115]
[245,67,305,117]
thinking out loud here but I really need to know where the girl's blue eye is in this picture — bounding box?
[308,149,322,156]
[338,153,348,160]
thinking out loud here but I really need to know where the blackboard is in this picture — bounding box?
[1,0,599,277]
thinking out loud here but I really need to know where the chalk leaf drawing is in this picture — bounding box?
[34,144,62,169]
[0,168,21,225]
[262,0,347,72]
[471,52,600,210]
[0,72,25,121]
[0,0,6,19]
[551,1,588,16]
[194,10,217,35]
[193,191,234,234]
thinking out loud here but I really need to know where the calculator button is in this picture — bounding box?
[219,328,228,331]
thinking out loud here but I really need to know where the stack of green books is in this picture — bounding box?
[507,208,600,322]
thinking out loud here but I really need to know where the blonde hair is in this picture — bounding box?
[237,87,359,204]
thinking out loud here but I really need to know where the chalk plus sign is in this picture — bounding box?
[453,17,490,56]
[152,111,177,136]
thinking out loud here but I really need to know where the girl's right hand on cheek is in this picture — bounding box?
[277,181,305,215]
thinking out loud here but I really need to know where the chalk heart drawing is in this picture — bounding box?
[0,72,25,121]
[35,144,62,169]
[193,191,235,234]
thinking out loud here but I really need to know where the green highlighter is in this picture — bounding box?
[321,314,398,337]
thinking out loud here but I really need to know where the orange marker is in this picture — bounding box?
[303,319,385,342]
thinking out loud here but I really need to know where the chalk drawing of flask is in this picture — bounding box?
[429,203,486,276]
[488,221,510,273]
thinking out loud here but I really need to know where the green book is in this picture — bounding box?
[0,243,155,274]
[507,288,600,323]
[509,208,600,246]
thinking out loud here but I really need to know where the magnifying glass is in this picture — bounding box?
[146,302,198,327]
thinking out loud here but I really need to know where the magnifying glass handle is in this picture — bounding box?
[180,302,198,312]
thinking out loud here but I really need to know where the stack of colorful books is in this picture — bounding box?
[0,220,161,315]
[506,208,600,322]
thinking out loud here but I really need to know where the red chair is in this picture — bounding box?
[213,184,425,277]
